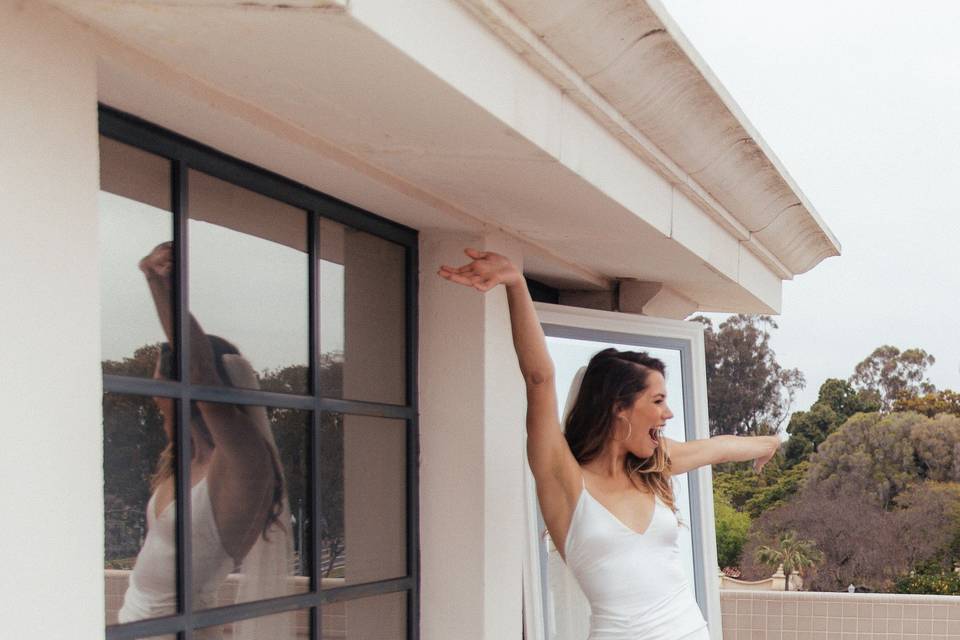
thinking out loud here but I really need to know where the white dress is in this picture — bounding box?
[118,478,234,622]
[563,482,710,640]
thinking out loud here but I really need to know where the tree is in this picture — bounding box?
[742,462,810,518]
[744,486,952,592]
[893,390,960,418]
[783,379,880,468]
[807,412,960,509]
[754,531,822,590]
[806,412,922,509]
[714,491,751,569]
[849,345,936,411]
[692,315,804,437]
[103,344,168,564]
[747,414,960,592]
[910,414,960,482]
[817,378,883,417]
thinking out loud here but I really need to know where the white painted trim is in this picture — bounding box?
[521,447,547,640]
[457,0,840,278]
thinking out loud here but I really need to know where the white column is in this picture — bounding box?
[418,231,526,640]
[0,2,101,638]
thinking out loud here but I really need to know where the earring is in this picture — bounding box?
[614,416,633,442]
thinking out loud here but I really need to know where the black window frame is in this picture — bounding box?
[99,105,419,640]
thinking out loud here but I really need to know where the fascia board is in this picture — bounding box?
[461,0,840,278]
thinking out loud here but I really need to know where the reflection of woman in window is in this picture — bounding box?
[440,249,779,640]
[119,242,292,638]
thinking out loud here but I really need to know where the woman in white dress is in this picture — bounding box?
[440,249,778,640]
[119,242,293,639]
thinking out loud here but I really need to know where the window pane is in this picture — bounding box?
[189,170,309,394]
[104,392,178,625]
[326,592,406,640]
[321,413,407,588]
[197,609,305,640]
[319,219,406,404]
[191,401,310,611]
[99,136,174,379]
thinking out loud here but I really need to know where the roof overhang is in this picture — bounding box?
[48,0,839,314]
[460,0,841,277]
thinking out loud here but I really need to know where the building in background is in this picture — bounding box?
[1,1,838,639]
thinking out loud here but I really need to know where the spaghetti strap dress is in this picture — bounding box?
[562,480,710,640]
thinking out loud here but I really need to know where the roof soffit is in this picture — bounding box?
[461,0,841,276]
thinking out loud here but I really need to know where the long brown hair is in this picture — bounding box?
[565,348,677,513]
[151,337,286,539]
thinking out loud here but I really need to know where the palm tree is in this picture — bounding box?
[755,531,822,591]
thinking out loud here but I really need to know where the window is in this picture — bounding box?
[100,107,418,640]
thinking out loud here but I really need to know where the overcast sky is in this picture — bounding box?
[659,0,960,412]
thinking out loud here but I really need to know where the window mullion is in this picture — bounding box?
[173,159,194,637]
[406,244,420,638]
[308,210,324,640]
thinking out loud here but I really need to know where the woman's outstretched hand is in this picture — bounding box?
[752,436,780,473]
[438,248,523,292]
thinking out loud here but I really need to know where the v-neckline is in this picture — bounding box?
[153,476,208,520]
[582,485,658,536]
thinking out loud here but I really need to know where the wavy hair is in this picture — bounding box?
[564,348,676,513]
[151,336,286,539]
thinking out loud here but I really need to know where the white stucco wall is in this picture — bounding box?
[1,6,530,637]
[418,233,526,640]
[0,1,103,637]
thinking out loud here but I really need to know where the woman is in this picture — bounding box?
[119,242,292,638]
[439,249,778,640]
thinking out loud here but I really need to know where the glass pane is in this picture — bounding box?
[191,401,311,611]
[103,392,178,625]
[189,170,309,394]
[325,592,406,640]
[99,136,174,379]
[541,335,693,640]
[319,219,406,404]
[321,413,407,588]
[197,609,304,640]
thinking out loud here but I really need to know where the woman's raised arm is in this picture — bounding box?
[140,242,276,559]
[439,250,582,536]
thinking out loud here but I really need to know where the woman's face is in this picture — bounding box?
[619,371,674,459]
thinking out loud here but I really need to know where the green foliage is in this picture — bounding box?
[895,561,960,596]
[783,379,879,468]
[849,345,936,412]
[817,378,883,417]
[806,412,922,509]
[754,530,822,590]
[714,492,751,569]
[749,476,960,591]
[691,315,804,437]
[743,462,809,518]
[712,458,807,520]
[712,468,763,511]
[894,482,960,562]
[808,412,960,509]
[894,390,960,418]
